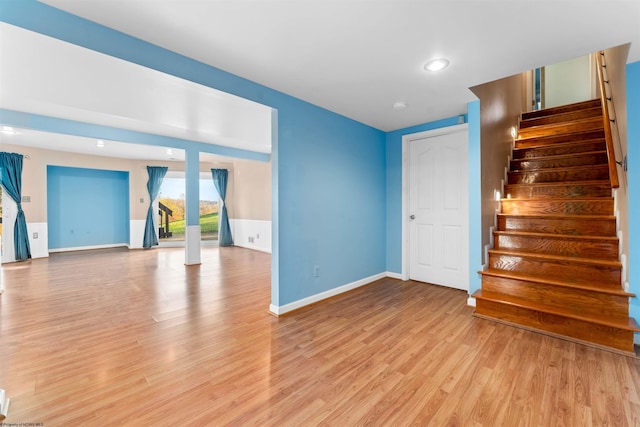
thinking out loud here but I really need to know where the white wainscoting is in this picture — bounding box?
[230,219,272,253]
[2,222,49,263]
[129,219,146,249]
[27,222,48,259]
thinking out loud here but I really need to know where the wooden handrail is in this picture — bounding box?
[596,51,619,189]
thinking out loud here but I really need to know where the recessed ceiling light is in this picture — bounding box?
[166,148,173,156]
[393,101,408,110]
[2,126,15,134]
[96,140,104,148]
[424,58,450,72]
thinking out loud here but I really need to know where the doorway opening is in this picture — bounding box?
[158,173,219,247]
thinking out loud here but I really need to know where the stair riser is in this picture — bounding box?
[481,275,629,319]
[513,140,606,158]
[504,183,611,199]
[475,299,634,352]
[515,130,605,149]
[520,107,602,129]
[493,234,619,259]
[518,117,603,139]
[498,216,616,236]
[500,199,613,216]
[488,253,621,286]
[511,152,608,170]
[521,99,601,121]
[508,167,609,184]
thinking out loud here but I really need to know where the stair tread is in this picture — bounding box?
[509,164,608,173]
[520,107,603,128]
[479,269,633,296]
[517,121,604,139]
[519,115,603,130]
[517,129,605,143]
[521,99,601,120]
[493,230,618,242]
[504,180,610,188]
[473,289,640,331]
[514,137,605,150]
[489,248,622,267]
[521,105,601,118]
[498,213,616,220]
[511,150,607,162]
[501,197,613,203]
[521,104,601,118]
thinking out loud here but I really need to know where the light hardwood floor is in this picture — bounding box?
[1,247,639,426]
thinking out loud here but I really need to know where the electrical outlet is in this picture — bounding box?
[33,232,38,239]
[314,266,320,277]
[22,195,30,203]
[140,197,145,203]
[256,233,259,239]
[248,236,254,243]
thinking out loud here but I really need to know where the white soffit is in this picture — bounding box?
[0,23,272,154]
[0,127,236,165]
[0,127,186,162]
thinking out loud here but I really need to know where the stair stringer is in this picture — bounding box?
[471,158,509,308]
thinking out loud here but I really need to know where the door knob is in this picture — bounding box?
[410,215,415,220]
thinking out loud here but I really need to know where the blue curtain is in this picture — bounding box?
[142,166,168,248]
[211,168,233,246]
[0,152,31,261]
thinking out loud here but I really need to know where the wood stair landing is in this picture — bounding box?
[472,99,639,354]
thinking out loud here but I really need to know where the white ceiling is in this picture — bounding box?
[37,0,640,132]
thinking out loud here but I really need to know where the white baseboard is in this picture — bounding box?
[269,272,387,316]
[467,296,476,307]
[386,271,402,280]
[49,243,128,253]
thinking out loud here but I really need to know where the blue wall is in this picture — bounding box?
[47,166,129,249]
[0,1,386,307]
[627,61,640,330]
[278,104,386,303]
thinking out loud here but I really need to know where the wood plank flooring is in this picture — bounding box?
[1,247,640,426]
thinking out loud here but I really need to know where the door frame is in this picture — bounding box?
[401,123,469,281]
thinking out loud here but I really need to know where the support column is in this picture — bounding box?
[185,149,201,265]
[270,109,280,312]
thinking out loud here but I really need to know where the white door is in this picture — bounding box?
[409,128,468,291]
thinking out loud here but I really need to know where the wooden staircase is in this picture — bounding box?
[472,99,639,354]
